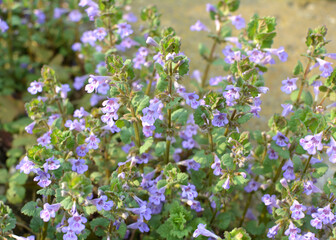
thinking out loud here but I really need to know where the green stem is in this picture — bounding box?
[200,29,221,92]
[145,70,156,96]
[300,155,312,181]
[239,191,254,227]
[165,66,173,164]
[295,51,314,106]
[130,107,141,148]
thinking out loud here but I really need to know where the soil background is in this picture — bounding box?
[133,0,336,129]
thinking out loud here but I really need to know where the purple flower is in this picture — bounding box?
[211,155,222,176]
[81,30,97,46]
[327,137,336,163]
[282,159,295,180]
[247,49,265,64]
[40,203,61,222]
[310,213,323,229]
[84,2,100,21]
[193,223,220,239]
[212,112,229,127]
[316,58,333,78]
[228,15,245,30]
[28,81,44,95]
[74,107,89,118]
[303,181,321,195]
[272,132,289,147]
[311,81,323,101]
[56,84,71,99]
[48,114,61,126]
[85,134,100,150]
[127,219,149,233]
[223,85,240,106]
[181,183,198,200]
[267,224,280,239]
[70,158,88,174]
[317,204,335,225]
[206,4,216,12]
[123,12,137,22]
[65,119,86,132]
[290,200,306,220]
[85,75,108,93]
[244,179,260,192]
[186,199,203,212]
[265,46,288,62]
[94,27,107,41]
[267,148,278,160]
[116,37,139,51]
[25,121,36,134]
[76,144,89,157]
[117,22,133,38]
[73,75,87,90]
[43,156,60,171]
[33,169,52,188]
[54,8,67,19]
[148,187,165,205]
[34,10,46,24]
[68,10,82,22]
[281,104,294,117]
[284,222,301,240]
[190,20,208,31]
[68,212,87,234]
[37,131,51,148]
[126,203,152,221]
[281,77,298,94]
[92,195,114,211]
[222,177,230,190]
[62,226,77,240]
[178,159,201,171]
[16,156,35,174]
[0,19,9,33]
[72,42,82,51]
[302,232,318,240]
[209,76,225,86]
[261,194,278,207]
[300,132,323,155]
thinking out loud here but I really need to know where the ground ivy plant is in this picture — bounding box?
[1,0,336,239]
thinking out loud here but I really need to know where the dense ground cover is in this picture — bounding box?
[1,0,336,240]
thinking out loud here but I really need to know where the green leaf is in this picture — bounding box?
[172,109,188,125]
[312,162,328,178]
[293,60,304,75]
[157,179,167,189]
[176,173,188,185]
[6,185,25,204]
[120,127,131,144]
[215,212,231,230]
[198,43,209,57]
[237,113,253,124]
[140,137,153,154]
[155,141,166,157]
[228,227,252,240]
[90,217,110,237]
[193,150,212,168]
[156,76,168,92]
[60,196,73,210]
[221,153,234,169]
[21,201,40,217]
[0,169,8,184]
[246,221,265,236]
[136,95,150,114]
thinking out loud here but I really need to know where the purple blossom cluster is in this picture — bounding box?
[141,98,163,137]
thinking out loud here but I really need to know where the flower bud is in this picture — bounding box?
[146,36,159,48]
[280,178,288,188]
